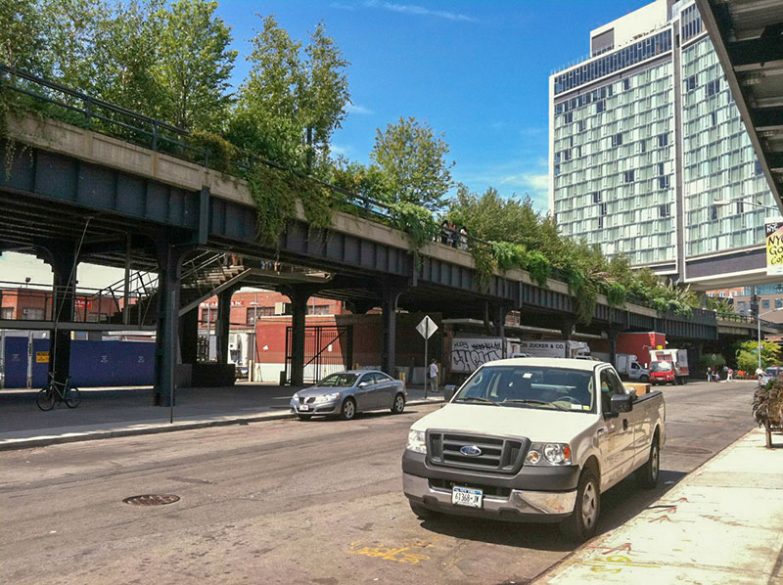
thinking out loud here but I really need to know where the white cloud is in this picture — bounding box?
[455,158,550,213]
[345,102,374,115]
[330,144,353,158]
[364,0,476,22]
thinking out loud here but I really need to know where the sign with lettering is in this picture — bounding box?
[35,351,50,364]
[766,219,783,276]
[450,338,505,373]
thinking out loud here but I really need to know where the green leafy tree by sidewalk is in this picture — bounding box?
[736,339,782,372]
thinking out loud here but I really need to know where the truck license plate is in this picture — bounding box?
[452,486,483,508]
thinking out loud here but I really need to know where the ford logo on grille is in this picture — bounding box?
[460,445,482,457]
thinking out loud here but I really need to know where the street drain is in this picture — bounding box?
[666,445,712,455]
[123,494,180,506]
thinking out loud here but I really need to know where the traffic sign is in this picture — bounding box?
[416,315,438,339]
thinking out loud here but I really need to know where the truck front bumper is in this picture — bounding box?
[403,472,576,521]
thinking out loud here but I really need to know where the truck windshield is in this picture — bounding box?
[650,362,672,372]
[453,365,595,412]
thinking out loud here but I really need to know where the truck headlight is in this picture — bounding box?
[526,443,572,465]
[315,392,339,404]
[407,429,427,454]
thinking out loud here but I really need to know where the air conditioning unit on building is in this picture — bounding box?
[274,302,292,315]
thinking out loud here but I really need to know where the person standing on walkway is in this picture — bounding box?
[428,360,439,393]
[727,367,733,381]
[706,366,712,382]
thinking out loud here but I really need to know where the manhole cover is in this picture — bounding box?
[123,494,180,506]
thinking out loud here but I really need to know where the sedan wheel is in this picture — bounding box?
[340,398,356,420]
[391,393,406,414]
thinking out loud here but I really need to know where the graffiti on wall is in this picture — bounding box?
[450,338,505,373]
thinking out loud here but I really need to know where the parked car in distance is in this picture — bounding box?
[290,370,407,421]
[759,366,783,386]
[234,364,249,380]
[649,361,676,385]
[402,357,665,542]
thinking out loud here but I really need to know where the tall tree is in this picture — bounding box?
[0,0,50,74]
[154,0,236,131]
[231,15,349,170]
[92,0,164,116]
[371,116,453,211]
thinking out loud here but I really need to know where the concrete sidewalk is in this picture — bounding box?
[535,427,783,585]
[0,384,444,450]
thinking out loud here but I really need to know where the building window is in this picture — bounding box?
[624,170,635,183]
[659,204,671,218]
[659,176,670,189]
[658,133,668,147]
[763,299,771,310]
[596,100,605,113]
[623,78,631,91]
[563,112,573,124]
[776,299,783,309]
[554,164,561,176]
[0,307,12,319]
[685,75,697,91]
[710,205,719,221]
[755,159,763,175]
[577,120,586,132]
[21,308,45,320]
[246,306,274,324]
[599,202,608,216]
[736,201,745,215]
[308,304,331,315]
[592,191,602,203]
[710,112,718,127]
[657,163,664,175]
[639,140,647,153]
[598,216,604,229]
[706,79,720,97]
[611,133,623,147]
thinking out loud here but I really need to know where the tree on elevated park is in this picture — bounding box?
[229,15,349,173]
[737,339,782,373]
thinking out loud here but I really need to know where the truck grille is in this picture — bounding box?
[427,432,528,474]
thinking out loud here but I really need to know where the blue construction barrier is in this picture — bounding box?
[2,338,155,388]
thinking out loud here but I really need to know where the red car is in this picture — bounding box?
[649,361,676,385]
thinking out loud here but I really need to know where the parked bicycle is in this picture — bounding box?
[36,374,81,411]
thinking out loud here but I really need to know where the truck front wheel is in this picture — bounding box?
[637,436,660,489]
[560,469,600,542]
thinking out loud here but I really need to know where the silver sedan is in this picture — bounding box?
[290,370,407,420]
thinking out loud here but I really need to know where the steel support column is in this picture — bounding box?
[179,308,199,365]
[215,286,237,364]
[494,305,511,358]
[608,328,618,366]
[381,282,407,375]
[285,285,319,386]
[154,241,190,406]
[45,244,78,387]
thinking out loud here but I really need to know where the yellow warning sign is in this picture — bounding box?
[35,352,50,364]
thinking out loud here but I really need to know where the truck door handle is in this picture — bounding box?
[623,419,629,431]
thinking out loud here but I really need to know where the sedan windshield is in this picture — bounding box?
[318,373,359,387]
[453,365,594,412]
[650,362,672,372]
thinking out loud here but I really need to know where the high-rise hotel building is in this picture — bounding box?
[549,0,776,283]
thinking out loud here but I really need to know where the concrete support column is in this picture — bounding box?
[215,287,236,364]
[179,308,199,365]
[381,283,406,375]
[154,242,188,406]
[46,245,78,387]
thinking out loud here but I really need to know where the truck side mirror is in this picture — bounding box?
[444,384,457,401]
[610,393,634,414]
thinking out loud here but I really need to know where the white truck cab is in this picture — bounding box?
[402,357,666,541]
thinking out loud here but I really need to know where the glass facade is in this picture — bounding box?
[681,36,773,257]
[553,60,676,265]
[551,0,776,270]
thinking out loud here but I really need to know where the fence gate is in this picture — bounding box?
[285,325,353,384]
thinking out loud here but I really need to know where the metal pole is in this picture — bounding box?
[123,235,131,325]
[758,312,762,375]
[424,321,428,400]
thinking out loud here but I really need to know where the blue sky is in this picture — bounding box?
[217,0,651,211]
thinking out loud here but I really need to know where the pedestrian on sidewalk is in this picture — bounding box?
[706,366,712,382]
[727,367,733,381]
[428,359,439,393]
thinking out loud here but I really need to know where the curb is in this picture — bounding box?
[0,398,444,451]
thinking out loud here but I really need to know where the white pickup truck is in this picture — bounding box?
[402,357,665,541]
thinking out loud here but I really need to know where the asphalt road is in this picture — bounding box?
[0,380,757,585]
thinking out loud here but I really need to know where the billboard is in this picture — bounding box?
[766,218,783,276]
